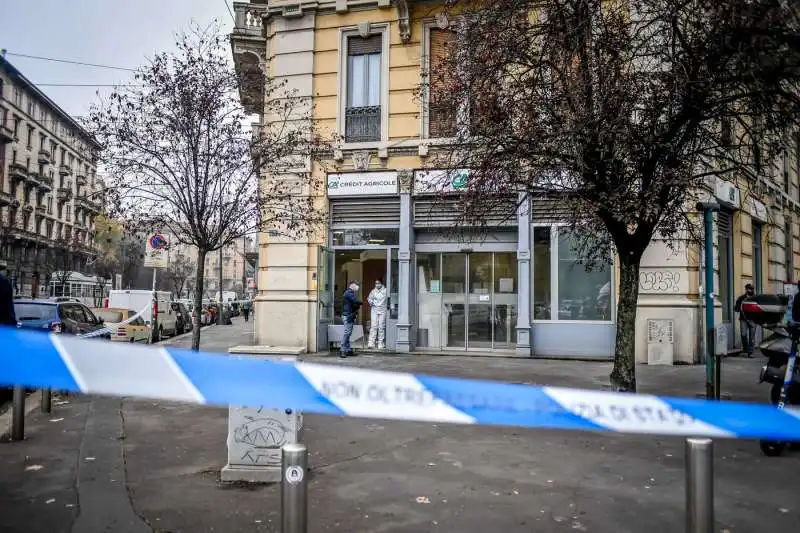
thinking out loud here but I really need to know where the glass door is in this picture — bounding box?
[316,246,334,351]
[467,253,493,349]
[442,253,466,348]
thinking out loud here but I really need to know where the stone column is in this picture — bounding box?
[396,169,413,352]
[516,192,532,356]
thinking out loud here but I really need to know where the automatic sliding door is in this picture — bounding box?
[442,253,466,348]
[467,253,493,350]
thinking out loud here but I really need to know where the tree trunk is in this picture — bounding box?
[190,249,206,351]
[609,257,641,392]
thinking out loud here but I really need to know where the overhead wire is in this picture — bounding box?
[3,51,137,72]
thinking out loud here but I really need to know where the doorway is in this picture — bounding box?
[417,252,517,352]
[318,246,398,349]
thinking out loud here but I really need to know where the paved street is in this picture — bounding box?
[0,319,797,533]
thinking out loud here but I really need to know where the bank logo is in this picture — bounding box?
[451,170,469,190]
[327,178,339,190]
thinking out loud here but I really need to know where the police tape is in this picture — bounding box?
[1,326,799,441]
[78,304,151,339]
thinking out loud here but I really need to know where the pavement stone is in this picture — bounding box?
[0,318,797,533]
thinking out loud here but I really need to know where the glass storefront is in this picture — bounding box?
[532,226,613,322]
[416,252,518,351]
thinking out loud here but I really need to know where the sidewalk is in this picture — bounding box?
[0,320,796,532]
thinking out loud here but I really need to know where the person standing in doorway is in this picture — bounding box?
[340,280,362,358]
[735,283,757,357]
[367,279,387,349]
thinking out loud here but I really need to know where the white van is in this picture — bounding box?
[107,290,178,342]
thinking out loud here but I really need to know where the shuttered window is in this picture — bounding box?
[428,29,457,138]
[330,198,400,227]
[413,197,516,228]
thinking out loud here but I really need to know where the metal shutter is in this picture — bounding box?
[413,197,516,228]
[348,35,382,55]
[530,197,572,223]
[717,211,732,234]
[330,198,400,227]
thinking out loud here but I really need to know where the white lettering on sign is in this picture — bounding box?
[543,387,732,437]
[327,172,398,197]
[297,364,475,424]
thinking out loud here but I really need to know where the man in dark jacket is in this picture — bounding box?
[0,262,16,326]
[340,280,362,358]
[734,283,756,357]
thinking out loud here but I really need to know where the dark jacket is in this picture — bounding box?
[342,288,361,320]
[0,273,16,326]
[734,293,752,315]
[792,291,800,323]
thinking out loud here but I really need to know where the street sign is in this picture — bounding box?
[144,233,169,268]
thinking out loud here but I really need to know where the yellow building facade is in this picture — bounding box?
[231,0,800,362]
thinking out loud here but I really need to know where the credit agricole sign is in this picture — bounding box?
[326,171,398,197]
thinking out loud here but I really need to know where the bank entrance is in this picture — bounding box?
[416,252,517,352]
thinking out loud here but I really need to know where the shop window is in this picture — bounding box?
[753,222,763,292]
[533,226,613,322]
[331,228,399,246]
[345,34,382,143]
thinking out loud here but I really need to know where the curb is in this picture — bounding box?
[159,324,217,346]
[0,390,43,441]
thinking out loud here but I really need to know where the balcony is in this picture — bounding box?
[38,149,51,165]
[26,172,43,188]
[0,123,13,144]
[76,173,87,186]
[231,2,268,115]
[345,106,382,143]
[9,163,28,183]
[56,187,73,203]
[75,194,101,214]
[59,164,72,176]
[0,190,16,206]
[22,204,34,214]
[38,174,54,191]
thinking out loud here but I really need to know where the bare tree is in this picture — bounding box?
[48,235,84,298]
[430,0,800,390]
[164,251,195,299]
[88,23,325,350]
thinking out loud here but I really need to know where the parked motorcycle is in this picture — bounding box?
[741,294,800,456]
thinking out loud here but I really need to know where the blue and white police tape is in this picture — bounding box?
[1,326,799,441]
[78,304,151,339]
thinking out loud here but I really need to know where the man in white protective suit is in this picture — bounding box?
[367,279,388,349]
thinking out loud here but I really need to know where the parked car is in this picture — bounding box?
[171,302,192,334]
[91,307,149,343]
[15,300,109,338]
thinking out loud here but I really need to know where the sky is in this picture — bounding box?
[0,0,235,119]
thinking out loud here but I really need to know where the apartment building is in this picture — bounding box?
[0,54,104,297]
[231,0,800,361]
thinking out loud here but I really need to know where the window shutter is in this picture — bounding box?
[428,29,457,138]
[348,34,382,56]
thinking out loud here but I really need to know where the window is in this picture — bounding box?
[40,133,46,151]
[11,148,17,163]
[13,116,20,138]
[533,226,613,321]
[783,145,790,194]
[344,34,382,143]
[27,99,35,117]
[26,125,33,149]
[786,220,794,283]
[47,197,53,214]
[426,28,457,138]
[753,222,763,293]
[66,204,72,222]
[13,86,23,107]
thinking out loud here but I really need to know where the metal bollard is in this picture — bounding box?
[11,385,25,441]
[41,387,52,413]
[685,438,714,533]
[281,443,308,533]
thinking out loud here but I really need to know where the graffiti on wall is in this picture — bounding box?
[639,271,682,293]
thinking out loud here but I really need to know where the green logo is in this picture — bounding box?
[327,179,338,190]
[452,171,469,190]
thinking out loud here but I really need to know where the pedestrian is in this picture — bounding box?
[734,282,757,357]
[340,280,362,358]
[0,261,16,327]
[366,279,387,349]
[242,300,251,322]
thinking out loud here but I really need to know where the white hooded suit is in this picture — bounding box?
[367,285,387,348]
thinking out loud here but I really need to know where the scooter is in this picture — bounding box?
[741,295,800,456]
